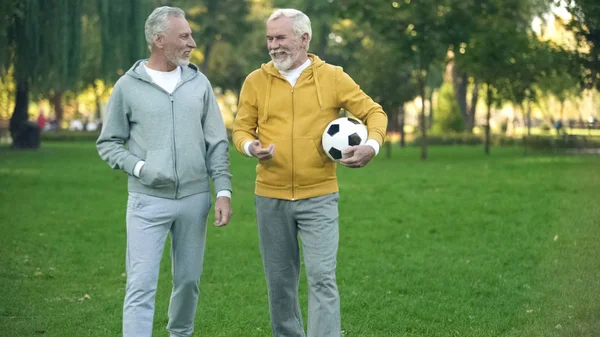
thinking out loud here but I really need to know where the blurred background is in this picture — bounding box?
[2,2,600,336]
[1,0,599,156]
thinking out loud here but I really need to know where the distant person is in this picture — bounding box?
[96,6,232,337]
[553,120,564,136]
[69,118,83,131]
[232,8,387,337]
[36,111,46,131]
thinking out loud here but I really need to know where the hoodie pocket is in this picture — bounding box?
[256,138,291,187]
[293,137,335,185]
[139,148,176,188]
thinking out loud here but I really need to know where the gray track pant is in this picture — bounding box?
[123,191,211,337]
[255,193,341,337]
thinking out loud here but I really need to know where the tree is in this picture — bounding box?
[433,82,464,134]
[459,0,553,154]
[97,0,152,84]
[564,0,600,90]
[0,0,154,148]
[450,0,553,132]
[327,16,419,156]
[2,0,83,148]
[343,0,455,160]
[350,40,418,157]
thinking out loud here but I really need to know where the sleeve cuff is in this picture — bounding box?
[133,161,145,178]
[243,141,254,157]
[366,139,380,156]
[217,190,232,198]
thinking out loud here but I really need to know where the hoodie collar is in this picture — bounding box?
[126,59,199,84]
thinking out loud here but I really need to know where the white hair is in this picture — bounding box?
[144,6,186,51]
[267,8,312,49]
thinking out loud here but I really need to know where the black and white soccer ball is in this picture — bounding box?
[322,117,368,161]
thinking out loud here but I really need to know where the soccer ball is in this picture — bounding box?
[322,117,368,161]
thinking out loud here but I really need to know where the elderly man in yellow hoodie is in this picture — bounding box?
[233,8,387,337]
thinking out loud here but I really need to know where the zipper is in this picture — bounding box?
[170,94,180,198]
[291,88,295,201]
[136,67,197,199]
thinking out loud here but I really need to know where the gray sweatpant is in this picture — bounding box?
[123,191,211,337]
[255,193,341,337]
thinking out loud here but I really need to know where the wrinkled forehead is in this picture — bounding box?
[266,17,295,36]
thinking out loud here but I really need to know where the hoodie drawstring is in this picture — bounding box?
[264,74,272,123]
[313,69,324,110]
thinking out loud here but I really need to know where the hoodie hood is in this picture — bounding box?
[259,53,326,123]
[126,59,200,85]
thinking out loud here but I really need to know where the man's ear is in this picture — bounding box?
[153,34,164,49]
[301,33,310,48]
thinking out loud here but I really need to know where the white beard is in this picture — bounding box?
[272,54,294,71]
[166,51,190,67]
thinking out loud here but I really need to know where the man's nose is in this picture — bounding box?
[189,37,197,48]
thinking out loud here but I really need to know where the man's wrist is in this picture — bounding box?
[243,141,254,157]
[217,190,232,199]
[365,139,380,156]
[133,161,145,177]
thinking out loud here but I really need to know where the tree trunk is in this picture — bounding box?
[10,80,40,149]
[485,83,492,155]
[92,81,103,121]
[385,105,400,159]
[317,21,329,59]
[526,100,531,137]
[452,67,468,127]
[201,41,214,75]
[399,105,406,148]
[51,92,64,129]
[467,81,479,132]
[427,88,434,129]
[419,75,427,160]
[9,81,28,138]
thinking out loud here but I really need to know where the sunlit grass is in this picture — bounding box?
[1,142,599,336]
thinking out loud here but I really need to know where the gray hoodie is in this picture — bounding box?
[96,60,232,199]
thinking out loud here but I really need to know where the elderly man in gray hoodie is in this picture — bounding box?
[96,6,232,337]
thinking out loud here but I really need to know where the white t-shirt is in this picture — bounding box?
[143,63,181,94]
[279,59,311,87]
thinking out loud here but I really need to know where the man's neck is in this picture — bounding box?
[287,54,309,71]
[146,55,178,72]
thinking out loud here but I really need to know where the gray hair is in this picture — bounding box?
[144,6,186,51]
[267,8,312,49]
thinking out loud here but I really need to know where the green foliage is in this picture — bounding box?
[433,83,464,133]
[97,0,152,84]
[0,0,18,75]
[564,0,600,90]
[2,0,84,94]
[535,45,583,106]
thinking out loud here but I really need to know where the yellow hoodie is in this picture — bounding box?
[233,54,387,200]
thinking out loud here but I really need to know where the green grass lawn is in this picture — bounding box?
[1,142,599,337]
